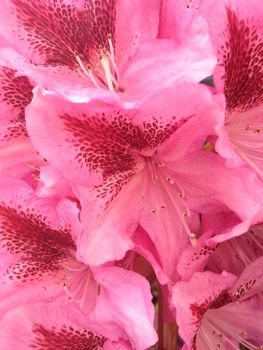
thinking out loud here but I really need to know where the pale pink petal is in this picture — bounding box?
[174,151,263,239]
[37,164,74,199]
[115,0,160,67]
[120,39,216,102]
[132,226,169,285]
[158,0,207,42]
[76,180,138,266]
[92,266,158,350]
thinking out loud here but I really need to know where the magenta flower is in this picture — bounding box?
[0,297,131,349]
[25,84,263,282]
[201,0,263,178]
[0,179,157,349]
[173,257,263,350]
[0,0,216,102]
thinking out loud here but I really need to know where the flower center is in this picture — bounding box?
[198,308,263,350]
[75,34,119,91]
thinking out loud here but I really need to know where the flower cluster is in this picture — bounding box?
[0,0,262,349]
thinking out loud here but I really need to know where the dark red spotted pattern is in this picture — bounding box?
[190,290,231,328]
[62,111,186,205]
[0,203,76,281]
[31,324,107,350]
[230,278,256,302]
[185,244,217,268]
[12,0,116,67]
[219,8,263,112]
[0,67,33,139]
[190,289,232,349]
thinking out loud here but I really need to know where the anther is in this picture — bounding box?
[26,162,40,170]
[152,177,158,185]
[151,208,157,214]
[166,176,174,184]
[190,233,197,247]
[161,204,166,209]
[32,174,40,181]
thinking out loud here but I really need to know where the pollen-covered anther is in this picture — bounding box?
[190,233,197,247]
[26,162,40,170]
[151,208,157,214]
[152,177,158,185]
[166,176,174,184]
[161,204,166,209]
[31,174,40,181]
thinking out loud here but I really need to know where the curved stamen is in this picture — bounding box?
[147,159,196,246]
[204,311,261,350]
[75,35,119,92]
[76,55,102,88]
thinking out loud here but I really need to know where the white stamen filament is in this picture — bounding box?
[248,231,263,251]
[228,121,263,179]
[200,309,263,350]
[235,149,263,178]
[147,159,194,245]
[108,37,120,81]
[100,54,115,92]
[159,173,194,243]
[76,55,101,88]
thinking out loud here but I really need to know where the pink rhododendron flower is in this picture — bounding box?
[0,0,263,347]
[173,257,263,350]
[0,179,157,349]
[25,84,263,283]
[0,297,132,349]
[0,0,155,99]
[0,0,216,103]
[201,0,263,178]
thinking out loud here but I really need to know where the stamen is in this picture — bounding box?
[107,36,119,81]
[236,149,263,179]
[26,161,40,170]
[100,55,115,92]
[76,55,101,88]
[159,172,193,243]
[190,233,197,247]
[203,310,261,350]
